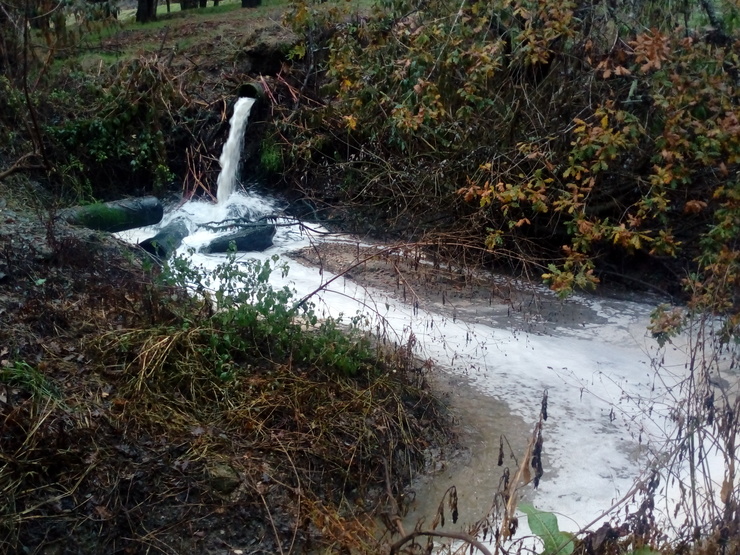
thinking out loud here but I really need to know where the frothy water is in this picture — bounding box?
[120,191,700,534]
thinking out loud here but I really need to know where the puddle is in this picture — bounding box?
[402,373,545,533]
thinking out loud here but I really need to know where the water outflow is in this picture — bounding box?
[216,97,256,204]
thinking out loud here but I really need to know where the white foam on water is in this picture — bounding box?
[121,191,697,535]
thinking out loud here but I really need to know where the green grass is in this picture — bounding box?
[1,361,59,400]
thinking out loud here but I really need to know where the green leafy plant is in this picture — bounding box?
[259,136,283,173]
[162,251,375,377]
[519,503,574,555]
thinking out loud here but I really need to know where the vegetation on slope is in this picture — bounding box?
[0,181,448,552]
[0,4,448,552]
[275,0,740,342]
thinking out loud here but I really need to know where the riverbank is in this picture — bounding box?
[0,177,453,553]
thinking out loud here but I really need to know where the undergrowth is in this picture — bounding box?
[0,217,449,553]
[275,0,739,340]
[160,251,377,377]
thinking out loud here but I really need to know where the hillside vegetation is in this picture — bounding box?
[276,0,740,341]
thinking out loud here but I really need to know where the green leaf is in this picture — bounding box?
[631,548,661,555]
[519,503,574,555]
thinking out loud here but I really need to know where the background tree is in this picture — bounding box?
[136,0,158,22]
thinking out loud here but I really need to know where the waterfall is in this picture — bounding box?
[216,97,256,204]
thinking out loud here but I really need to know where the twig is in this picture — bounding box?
[258,489,286,555]
[0,152,41,181]
[390,530,494,555]
[382,457,408,536]
[292,245,405,311]
[22,5,50,171]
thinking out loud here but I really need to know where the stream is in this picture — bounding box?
[117,98,734,550]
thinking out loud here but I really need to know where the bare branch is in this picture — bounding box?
[0,152,41,181]
[389,530,495,555]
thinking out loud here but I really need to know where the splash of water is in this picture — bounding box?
[216,97,256,204]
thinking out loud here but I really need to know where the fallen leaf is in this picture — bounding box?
[683,200,707,214]
[94,505,113,520]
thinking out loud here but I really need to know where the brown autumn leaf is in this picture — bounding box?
[615,65,631,76]
[94,505,113,520]
[522,458,532,484]
[721,478,732,504]
[683,200,707,214]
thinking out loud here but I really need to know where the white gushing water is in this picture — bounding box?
[216,97,255,205]
[118,101,738,552]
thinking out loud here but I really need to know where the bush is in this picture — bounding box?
[162,251,376,378]
[279,0,740,341]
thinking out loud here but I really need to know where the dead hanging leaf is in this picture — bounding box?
[449,486,458,524]
[541,390,548,421]
[721,478,732,504]
[683,200,707,214]
[432,504,444,529]
[522,458,532,485]
[508,516,518,537]
[532,427,544,489]
[498,435,504,466]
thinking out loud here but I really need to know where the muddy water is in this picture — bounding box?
[401,373,543,532]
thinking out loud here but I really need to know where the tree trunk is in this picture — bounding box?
[241,0,260,8]
[0,7,21,77]
[135,0,157,22]
[61,196,164,232]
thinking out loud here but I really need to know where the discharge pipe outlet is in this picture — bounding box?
[237,82,265,102]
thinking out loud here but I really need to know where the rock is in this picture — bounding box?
[208,463,241,494]
[60,196,164,233]
[201,224,276,254]
[139,219,189,260]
